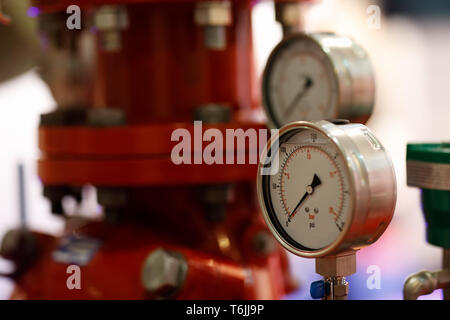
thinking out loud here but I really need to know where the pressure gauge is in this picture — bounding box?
[262,33,375,128]
[257,120,396,257]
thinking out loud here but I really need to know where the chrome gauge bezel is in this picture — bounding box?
[262,33,339,128]
[257,120,396,258]
[262,32,375,129]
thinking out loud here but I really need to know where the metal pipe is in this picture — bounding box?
[403,269,450,300]
[18,163,27,228]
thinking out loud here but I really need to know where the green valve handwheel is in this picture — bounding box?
[407,143,450,248]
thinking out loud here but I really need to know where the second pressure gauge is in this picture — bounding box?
[257,120,396,257]
[262,33,375,128]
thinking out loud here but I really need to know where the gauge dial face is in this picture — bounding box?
[263,36,339,127]
[264,127,352,251]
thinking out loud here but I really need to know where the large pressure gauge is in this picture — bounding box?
[262,33,375,128]
[257,120,396,257]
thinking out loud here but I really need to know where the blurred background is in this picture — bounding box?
[1,0,449,299]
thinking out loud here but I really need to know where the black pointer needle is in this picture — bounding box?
[287,174,322,224]
[284,76,313,118]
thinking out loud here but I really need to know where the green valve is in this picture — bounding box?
[407,143,450,248]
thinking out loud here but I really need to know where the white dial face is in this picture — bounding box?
[264,36,338,127]
[266,128,352,251]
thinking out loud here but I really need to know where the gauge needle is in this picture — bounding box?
[287,174,321,225]
[284,76,313,118]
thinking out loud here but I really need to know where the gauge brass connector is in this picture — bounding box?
[316,251,357,278]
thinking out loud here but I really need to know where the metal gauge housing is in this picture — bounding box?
[262,32,375,128]
[257,120,396,257]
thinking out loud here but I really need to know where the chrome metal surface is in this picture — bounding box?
[262,33,374,128]
[257,120,396,258]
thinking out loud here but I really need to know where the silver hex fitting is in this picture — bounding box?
[194,1,232,50]
[141,248,188,299]
[94,5,129,52]
[331,277,349,300]
[315,251,357,278]
[275,2,303,37]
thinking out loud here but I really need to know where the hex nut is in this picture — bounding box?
[316,251,356,277]
[96,188,128,207]
[194,1,232,26]
[94,5,129,31]
[252,231,276,255]
[275,2,302,26]
[197,184,230,222]
[333,281,349,299]
[87,108,126,127]
[193,104,231,124]
[141,248,188,298]
[198,184,230,205]
[40,107,87,127]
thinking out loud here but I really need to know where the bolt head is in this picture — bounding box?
[194,1,232,26]
[87,108,126,127]
[94,5,129,31]
[193,104,231,123]
[141,248,187,298]
[252,231,276,255]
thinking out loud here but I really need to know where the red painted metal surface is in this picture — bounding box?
[10,228,252,299]
[98,1,257,123]
[32,0,316,13]
[9,0,302,300]
[38,121,265,185]
[38,158,259,185]
[11,208,294,299]
[35,0,259,123]
[38,122,265,157]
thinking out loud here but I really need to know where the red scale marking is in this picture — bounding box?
[279,145,345,220]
